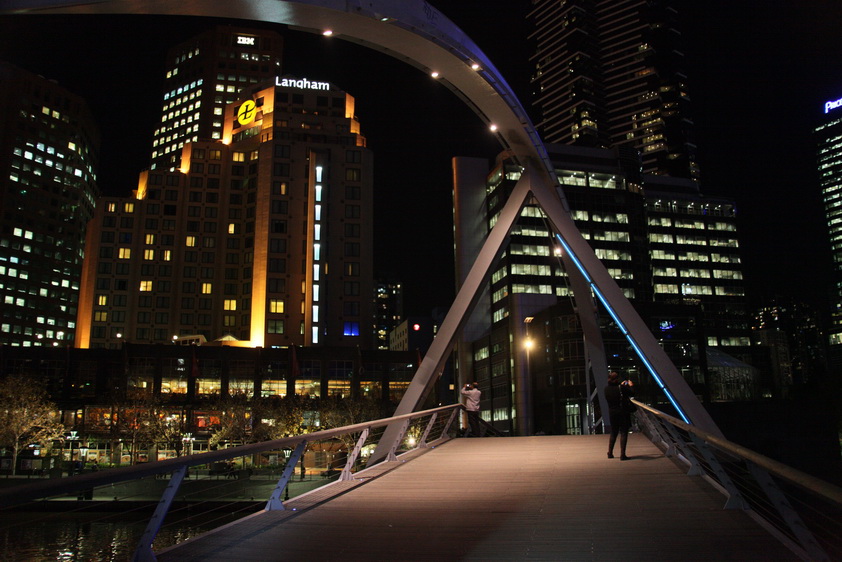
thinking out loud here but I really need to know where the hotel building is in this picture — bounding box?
[0,62,100,347]
[76,77,374,350]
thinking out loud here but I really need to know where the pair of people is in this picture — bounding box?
[605,371,635,460]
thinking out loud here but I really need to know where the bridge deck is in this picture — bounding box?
[157,434,796,561]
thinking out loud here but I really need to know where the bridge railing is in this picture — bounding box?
[634,400,842,562]
[0,403,463,561]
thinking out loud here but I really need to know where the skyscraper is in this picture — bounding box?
[817,94,842,358]
[454,143,751,435]
[528,0,699,181]
[76,77,374,349]
[0,62,100,347]
[150,26,283,171]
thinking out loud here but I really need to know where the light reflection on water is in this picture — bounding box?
[0,508,255,561]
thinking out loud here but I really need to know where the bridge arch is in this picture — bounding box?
[3,0,720,437]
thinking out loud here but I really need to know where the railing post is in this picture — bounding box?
[386,419,410,462]
[265,440,307,511]
[746,462,829,561]
[416,413,438,449]
[656,417,704,477]
[442,407,460,437]
[688,434,747,510]
[340,428,370,481]
[132,465,188,562]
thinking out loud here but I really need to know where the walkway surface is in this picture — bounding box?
[157,434,797,561]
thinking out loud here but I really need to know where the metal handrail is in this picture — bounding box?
[0,403,464,509]
[634,400,842,506]
[634,399,842,561]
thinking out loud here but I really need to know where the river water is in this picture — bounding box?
[0,508,257,561]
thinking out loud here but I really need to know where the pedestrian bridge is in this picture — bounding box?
[2,403,840,561]
[156,434,796,561]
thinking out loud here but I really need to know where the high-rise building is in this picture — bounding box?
[0,62,100,347]
[150,26,283,171]
[76,77,373,349]
[454,144,751,435]
[817,95,842,354]
[374,277,403,350]
[528,0,699,181]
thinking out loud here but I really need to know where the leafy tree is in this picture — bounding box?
[207,394,253,448]
[251,395,305,442]
[0,375,64,475]
[318,396,384,452]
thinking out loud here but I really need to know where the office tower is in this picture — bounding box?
[0,62,100,347]
[150,26,283,171]
[77,77,374,350]
[374,277,403,350]
[817,95,842,357]
[528,0,699,181]
[453,144,751,435]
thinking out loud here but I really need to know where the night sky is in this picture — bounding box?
[2,1,842,319]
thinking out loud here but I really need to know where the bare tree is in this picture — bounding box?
[0,375,64,476]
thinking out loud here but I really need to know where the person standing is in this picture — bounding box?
[461,382,482,437]
[604,371,634,460]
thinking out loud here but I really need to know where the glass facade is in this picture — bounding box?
[816,105,842,344]
[0,62,100,347]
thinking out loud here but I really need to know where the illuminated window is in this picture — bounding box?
[201,283,213,294]
[118,248,132,259]
[145,234,156,244]
[144,249,154,260]
[106,202,116,212]
[209,150,221,160]
[94,311,107,322]
[186,236,197,247]
[228,223,237,234]
[162,250,172,261]
[269,299,284,313]
[233,152,246,162]
[97,295,108,306]
[124,203,134,213]
[140,280,153,292]
[224,299,237,311]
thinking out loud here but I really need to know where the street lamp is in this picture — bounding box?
[283,448,293,500]
[66,431,79,475]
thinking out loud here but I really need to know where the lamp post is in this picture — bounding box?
[66,430,79,476]
[283,448,292,500]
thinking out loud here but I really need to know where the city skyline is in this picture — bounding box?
[2,2,842,319]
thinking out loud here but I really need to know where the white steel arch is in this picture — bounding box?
[3,1,723,447]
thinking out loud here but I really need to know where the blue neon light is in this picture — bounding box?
[554,234,691,423]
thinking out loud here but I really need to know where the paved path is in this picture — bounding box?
[157,434,797,561]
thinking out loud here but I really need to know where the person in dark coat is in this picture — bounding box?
[604,371,634,460]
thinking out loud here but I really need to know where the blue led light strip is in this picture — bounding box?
[554,234,691,423]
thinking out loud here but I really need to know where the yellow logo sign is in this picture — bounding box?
[237,100,257,125]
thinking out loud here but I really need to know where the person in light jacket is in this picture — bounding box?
[461,382,482,437]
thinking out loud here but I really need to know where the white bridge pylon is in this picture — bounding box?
[2,0,723,452]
